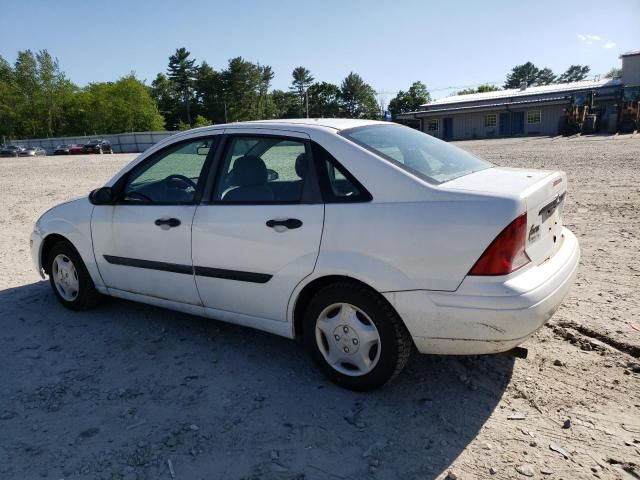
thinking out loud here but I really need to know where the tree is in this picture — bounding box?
[537,67,557,85]
[558,65,590,83]
[151,73,181,129]
[504,62,556,89]
[388,81,431,118]
[457,83,500,95]
[13,50,40,137]
[167,48,198,124]
[77,75,165,134]
[605,67,622,79]
[339,72,380,119]
[269,89,299,118]
[192,114,212,128]
[0,55,17,139]
[221,57,263,122]
[257,65,275,119]
[194,62,225,124]
[307,82,341,118]
[290,66,314,116]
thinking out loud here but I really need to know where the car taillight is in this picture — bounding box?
[468,213,530,276]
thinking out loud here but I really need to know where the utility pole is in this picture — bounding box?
[305,89,309,118]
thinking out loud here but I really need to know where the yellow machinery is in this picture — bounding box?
[617,86,640,133]
[561,91,594,135]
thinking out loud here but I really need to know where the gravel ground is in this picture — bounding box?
[0,135,639,480]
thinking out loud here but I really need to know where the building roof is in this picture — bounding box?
[620,49,640,58]
[421,78,621,108]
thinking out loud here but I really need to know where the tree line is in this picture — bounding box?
[0,47,622,139]
[0,50,164,140]
[151,48,380,129]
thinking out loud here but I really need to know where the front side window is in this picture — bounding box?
[341,124,492,184]
[527,110,541,124]
[427,119,439,131]
[122,137,214,203]
[485,114,497,127]
[213,136,308,203]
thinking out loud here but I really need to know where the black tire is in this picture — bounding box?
[47,240,101,310]
[303,282,412,391]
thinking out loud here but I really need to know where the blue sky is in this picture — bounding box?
[1,0,638,103]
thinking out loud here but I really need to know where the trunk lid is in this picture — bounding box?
[440,167,567,266]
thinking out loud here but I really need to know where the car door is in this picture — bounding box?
[92,134,220,305]
[192,129,324,324]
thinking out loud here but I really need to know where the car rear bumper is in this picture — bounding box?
[383,227,580,355]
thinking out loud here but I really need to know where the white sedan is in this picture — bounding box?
[31,119,579,390]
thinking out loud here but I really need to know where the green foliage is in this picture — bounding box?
[558,65,590,83]
[151,72,181,130]
[605,67,622,79]
[504,62,557,89]
[167,47,198,124]
[307,82,341,118]
[290,66,314,116]
[389,81,431,118]
[270,89,299,118]
[192,115,212,128]
[73,75,165,134]
[456,83,500,95]
[339,72,380,119]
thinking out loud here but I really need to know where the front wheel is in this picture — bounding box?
[303,282,413,391]
[47,240,101,310]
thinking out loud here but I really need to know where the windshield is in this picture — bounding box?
[341,124,493,184]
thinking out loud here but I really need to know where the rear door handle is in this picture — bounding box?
[155,217,181,228]
[266,218,303,229]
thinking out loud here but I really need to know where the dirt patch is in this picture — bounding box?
[0,138,639,479]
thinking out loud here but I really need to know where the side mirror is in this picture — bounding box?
[89,187,116,205]
[266,169,279,182]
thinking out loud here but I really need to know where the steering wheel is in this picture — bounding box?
[165,174,197,190]
[126,190,152,202]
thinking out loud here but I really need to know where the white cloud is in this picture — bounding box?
[577,34,602,45]
[604,41,616,49]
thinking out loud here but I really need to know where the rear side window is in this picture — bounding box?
[341,124,492,184]
[213,136,309,203]
[311,142,371,203]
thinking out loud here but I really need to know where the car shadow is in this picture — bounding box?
[0,281,514,480]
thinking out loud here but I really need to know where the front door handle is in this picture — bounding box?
[266,218,303,229]
[155,217,181,228]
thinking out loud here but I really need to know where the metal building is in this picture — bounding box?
[397,50,640,140]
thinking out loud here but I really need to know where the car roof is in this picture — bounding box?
[186,118,390,135]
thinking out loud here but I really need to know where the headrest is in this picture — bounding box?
[295,153,308,179]
[232,155,268,186]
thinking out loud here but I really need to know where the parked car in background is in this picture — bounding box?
[30,119,579,390]
[83,139,113,154]
[0,145,25,157]
[20,146,47,157]
[69,145,85,155]
[54,144,73,155]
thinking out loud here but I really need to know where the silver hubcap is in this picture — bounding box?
[315,303,381,376]
[52,254,79,301]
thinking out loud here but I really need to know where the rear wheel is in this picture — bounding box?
[47,240,101,310]
[303,282,412,391]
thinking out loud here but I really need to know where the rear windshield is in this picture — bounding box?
[340,124,492,184]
